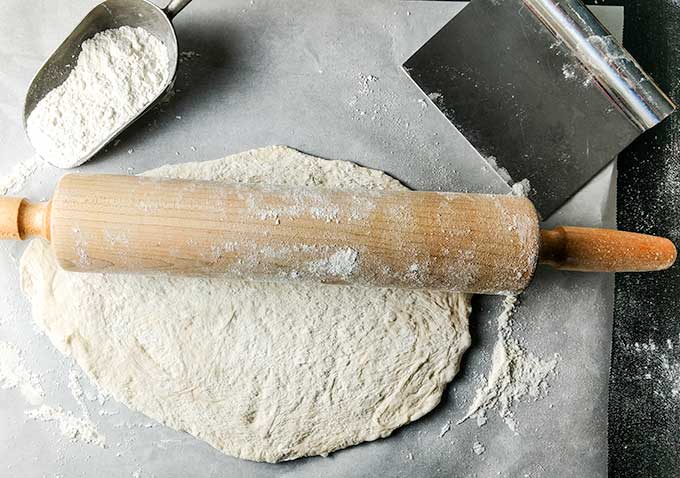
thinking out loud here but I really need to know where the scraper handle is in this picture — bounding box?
[539,226,677,272]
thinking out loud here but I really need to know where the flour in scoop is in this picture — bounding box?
[26,26,170,168]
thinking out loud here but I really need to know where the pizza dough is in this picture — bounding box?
[20,146,471,463]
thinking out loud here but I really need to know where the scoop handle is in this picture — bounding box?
[539,226,677,272]
[0,197,50,241]
[164,0,194,19]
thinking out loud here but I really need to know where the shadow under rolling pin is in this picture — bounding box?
[0,174,675,295]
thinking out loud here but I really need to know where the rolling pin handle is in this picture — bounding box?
[0,197,50,241]
[539,226,677,273]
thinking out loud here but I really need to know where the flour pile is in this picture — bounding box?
[459,296,559,432]
[26,26,170,168]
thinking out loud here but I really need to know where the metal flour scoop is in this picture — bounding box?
[404,0,676,218]
[23,0,194,166]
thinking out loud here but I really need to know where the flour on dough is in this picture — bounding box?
[20,145,471,463]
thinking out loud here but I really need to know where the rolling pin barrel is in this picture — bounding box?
[45,174,541,294]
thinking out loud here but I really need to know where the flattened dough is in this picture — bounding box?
[20,146,471,462]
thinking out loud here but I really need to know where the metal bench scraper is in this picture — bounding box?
[403,0,675,217]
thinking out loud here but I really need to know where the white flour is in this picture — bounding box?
[472,441,486,455]
[0,341,45,405]
[438,420,451,438]
[458,296,559,433]
[511,178,532,197]
[627,338,680,401]
[485,156,532,197]
[0,339,106,447]
[26,26,170,168]
[0,156,45,195]
[308,247,359,278]
[25,405,106,447]
[346,74,458,185]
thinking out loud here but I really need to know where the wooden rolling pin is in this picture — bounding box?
[0,174,676,294]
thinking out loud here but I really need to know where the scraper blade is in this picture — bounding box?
[403,0,675,217]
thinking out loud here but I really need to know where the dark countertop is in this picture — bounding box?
[600,0,680,476]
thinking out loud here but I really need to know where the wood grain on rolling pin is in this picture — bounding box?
[50,174,541,294]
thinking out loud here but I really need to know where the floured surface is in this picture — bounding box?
[20,146,472,463]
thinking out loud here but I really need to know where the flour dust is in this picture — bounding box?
[25,404,106,447]
[458,296,560,433]
[0,340,107,447]
[0,341,45,405]
[625,338,680,401]
[0,156,46,196]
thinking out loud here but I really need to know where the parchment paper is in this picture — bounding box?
[0,2,621,476]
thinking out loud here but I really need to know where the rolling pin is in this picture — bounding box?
[0,174,675,294]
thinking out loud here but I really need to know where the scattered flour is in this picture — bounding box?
[25,405,106,447]
[347,73,454,183]
[428,92,443,103]
[485,156,512,183]
[475,410,488,427]
[0,340,106,448]
[458,296,559,433]
[472,441,486,455]
[179,50,201,62]
[562,63,577,80]
[68,369,93,418]
[26,26,170,168]
[358,73,379,96]
[628,338,680,400]
[0,156,46,195]
[0,341,45,405]
[438,419,451,438]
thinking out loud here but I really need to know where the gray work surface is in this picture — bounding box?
[0,2,621,476]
